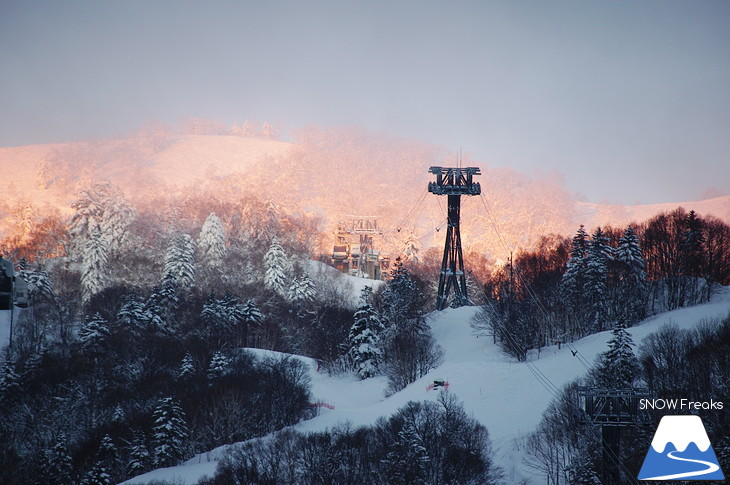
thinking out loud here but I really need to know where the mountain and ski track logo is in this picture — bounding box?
[638,415,725,481]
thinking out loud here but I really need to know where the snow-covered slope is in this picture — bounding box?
[124,287,730,485]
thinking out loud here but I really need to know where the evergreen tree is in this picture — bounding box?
[98,188,136,255]
[682,210,705,276]
[288,273,316,305]
[263,237,291,297]
[162,233,196,290]
[117,294,147,335]
[616,226,647,324]
[78,313,110,353]
[111,405,126,428]
[263,197,281,241]
[198,212,227,273]
[591,318,640,388]
[207,351,230,381]
[401,229,421,264]
[81,229,109,303]
[347,286,384,379]
[201,293,226,330]
[385,421,429,485]
[221,293,245,324]
[0,355,21,405]
[151,397,188,467]
[240,299,263,347]
[97,434,119,480]
[680,210,706,306]
[178,352,195,380]
[145,282,179,334]
[584,227,610,333]
[126,430,150,478]
[80,462,111,485]
[69,183,111,257]
[18,267,53,300]
[69,182,135,258]
[562,225,588,333]
[45,432,73,485]
[380,257,422,326]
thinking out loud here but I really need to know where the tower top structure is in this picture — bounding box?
[427,166,481,196]
[428,166,481,310]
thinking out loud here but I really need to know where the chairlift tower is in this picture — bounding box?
[428,166,481,310]
[333,216,383,279]
[1,257,29,349]
[578,387,650,484]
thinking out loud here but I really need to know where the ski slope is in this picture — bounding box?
[123,287,730,485]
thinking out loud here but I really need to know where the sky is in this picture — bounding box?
[1,0,728,205]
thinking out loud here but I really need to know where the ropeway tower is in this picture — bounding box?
[428,166,481,310]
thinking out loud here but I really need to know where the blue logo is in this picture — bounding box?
[638,415,725,481]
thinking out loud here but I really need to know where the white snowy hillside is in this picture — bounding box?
[304,259,385,306]
[123,283,730,485]
[577,194,730,230]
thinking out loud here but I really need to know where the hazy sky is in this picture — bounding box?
[1,1,728,204]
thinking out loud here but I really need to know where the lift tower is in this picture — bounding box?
[428,166,481,310]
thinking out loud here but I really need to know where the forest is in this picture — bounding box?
[0,128,729,483]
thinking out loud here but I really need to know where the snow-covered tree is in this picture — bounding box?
[80,462,111,485]
[198,212,226,273]
[78,313,110,353]
[69,184,109,255]
[45,432,73,485]
[401,229,421,264]
[263,237,291,297]
[81,229,109,303]
[347,287,383,379]
[178,352,195,380]
[385,421,429,484]
[201,293,225,326]
[126,430,150,478]
[616,226,647,324]
[561,225,588,331]
[162,233,196,290]
[145,283,178,334]
[241,299,263,325]
[97,434,119,479]
[151,397,188,467]
[260,121,277,139]
[584,227,610,333]
[112,405,125,425]
[591,318,641,388]
[98,190,136,255]
[240,299,263,346]
[117,294,147,335]
[207,351,230,381]
[69,182,135,258]
[380,257,422,326]
[288,273,316,305]
[0,356,21,404]
[263,197,281,241]
[18,267,53,300]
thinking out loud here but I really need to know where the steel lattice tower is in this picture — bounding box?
[428,166,481,310]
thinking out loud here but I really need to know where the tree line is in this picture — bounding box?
[472,208,730,361]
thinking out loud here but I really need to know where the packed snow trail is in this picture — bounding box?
[123,287,730,485]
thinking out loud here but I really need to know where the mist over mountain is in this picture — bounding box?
[2,124,728,261]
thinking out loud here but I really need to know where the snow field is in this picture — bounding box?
[123,287,730,485]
